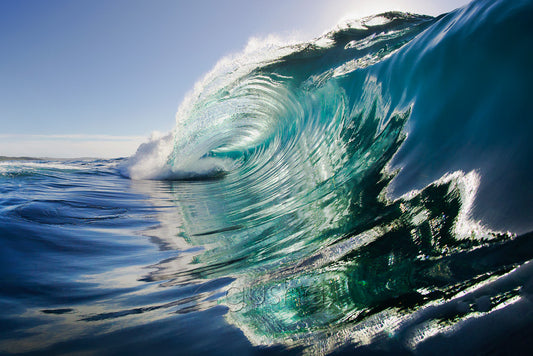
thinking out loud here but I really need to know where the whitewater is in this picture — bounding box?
[1,0,533,354]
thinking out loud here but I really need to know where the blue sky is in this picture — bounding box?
[0,0,469,158]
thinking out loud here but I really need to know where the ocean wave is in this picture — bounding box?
[118,0,533,352]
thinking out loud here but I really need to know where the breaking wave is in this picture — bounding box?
[120,0,533,352]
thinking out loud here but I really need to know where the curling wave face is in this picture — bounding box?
[120,0,533,352]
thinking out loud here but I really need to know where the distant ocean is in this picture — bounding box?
[1,0,533,354]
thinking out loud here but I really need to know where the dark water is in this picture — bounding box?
[2,0,533,354]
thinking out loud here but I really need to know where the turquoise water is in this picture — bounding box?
[2,0,533,354]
